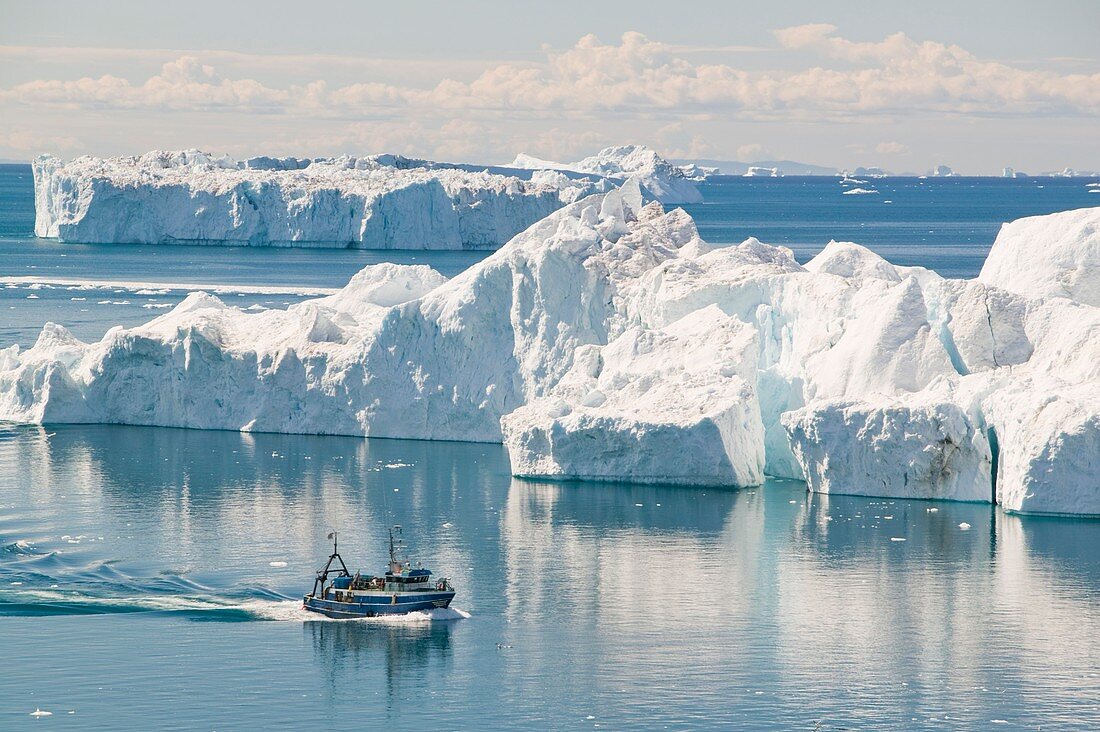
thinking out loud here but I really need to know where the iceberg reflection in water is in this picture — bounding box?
[0,424,1096,730]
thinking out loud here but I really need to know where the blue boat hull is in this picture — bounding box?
[303,591,455,619]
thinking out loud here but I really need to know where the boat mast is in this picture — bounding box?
[388,525,405,574]
[312,530,349,597]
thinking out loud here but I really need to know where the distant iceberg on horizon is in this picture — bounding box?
[2,185,1098,515]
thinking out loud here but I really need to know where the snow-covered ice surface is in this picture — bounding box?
[2,190,1098,515]
[508,145,702,204]
[33,150,611,248]
[978,207,1100,307]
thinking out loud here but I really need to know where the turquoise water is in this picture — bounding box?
[1,164,1098,729]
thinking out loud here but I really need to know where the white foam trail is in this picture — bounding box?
[241,600,471,623]
[0,276,338,297]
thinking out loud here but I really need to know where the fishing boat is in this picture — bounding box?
[303,527,455,618]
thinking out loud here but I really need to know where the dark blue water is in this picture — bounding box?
[1,164,1098,729]
[692,175,1100,278]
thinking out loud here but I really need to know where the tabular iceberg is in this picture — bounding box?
[33,150,610,248]
[2,191,1097,515]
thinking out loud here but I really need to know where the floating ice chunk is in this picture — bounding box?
[842,188,879,195]
[30,708,52,717]
[959,523,972,530]
[269,561,288,568]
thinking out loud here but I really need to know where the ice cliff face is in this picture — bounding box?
[508,145,703,204]
[33,150,610,248]
[2,193,1097,515]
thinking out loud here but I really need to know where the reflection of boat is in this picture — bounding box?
[303,527,455,618]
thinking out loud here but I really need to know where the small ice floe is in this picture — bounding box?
[441,522,453,529]
[142,303,172,310]
[788,500,797,504]
[927,507,938,512]
[635,503,643,507]
[890,537,906,542]
[959,522,972,530]
[11,581,23,585]
[383,462,412,469]
[30,708,52,717]
[26,294,39,299]
[843,187,879,195]
[269,561,288,568]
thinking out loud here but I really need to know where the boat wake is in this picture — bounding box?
[243,600,471,623]
[1,540,469,623]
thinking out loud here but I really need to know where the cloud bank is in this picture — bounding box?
[1,25,1097,169]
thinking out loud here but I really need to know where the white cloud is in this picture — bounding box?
[737,143,771,160]
[4,29,1098,120]
[875,141,908,154]
[0,130,82,153]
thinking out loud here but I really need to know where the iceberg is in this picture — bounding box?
[1,190,1098,515]
[33,150,610,248]
[508,145,703,204]
[978,207,1100,307]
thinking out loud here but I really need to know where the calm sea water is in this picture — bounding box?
[1,424,1097,730]
[1,164,1098,729]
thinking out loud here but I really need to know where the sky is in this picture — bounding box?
[1,0,1098,173]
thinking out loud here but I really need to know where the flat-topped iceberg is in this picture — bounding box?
[33,150,610,248]
[508,145,702,204]
[1,193,1097,515]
